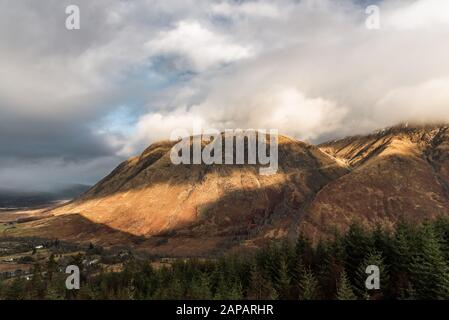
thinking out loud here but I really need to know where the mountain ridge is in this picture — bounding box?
[6,124,449,256]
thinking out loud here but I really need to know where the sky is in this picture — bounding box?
[1,0,449,191]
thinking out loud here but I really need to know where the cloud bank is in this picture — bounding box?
[1,0,449,190]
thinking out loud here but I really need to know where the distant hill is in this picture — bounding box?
[0,184,91,209]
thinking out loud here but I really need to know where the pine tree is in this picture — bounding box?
[30,263,46,299]
[168,277,184,299]
[213,273,229,300]
[336,270,356,300]
[391,222,414,299]
[255,243,277,284]
[313,240,328,269]
[275,258,292,299]
[295,233,313,268]
[433,216,449,260]
[409,224,449,299]
[321,233,346,299]
[292,258,305,289]
[4,277,26,300]
[355,250,388,299]
[77,283,95,300]
[189,273,212,299]
[371,224,393,255]
[280,239,296,275]
[46,253,57,282]
[344,223,373,282]
[314,240,339,299]
[227,281,244,300]
[45,275,65,300]
[299,268,319,300]
[132,263,156,299]
[248,266,276,299]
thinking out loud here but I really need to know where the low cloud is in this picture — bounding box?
[376,77,449,123]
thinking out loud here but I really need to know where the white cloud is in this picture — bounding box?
[376,77,449,123]
[118,109,206,156]
[2,0,449,188]
[211,1,282,19]
[146,20,253,71]
[260,88,347,139]
[119,86,346,153]
[115,0,449,155]
[385,0,449,30]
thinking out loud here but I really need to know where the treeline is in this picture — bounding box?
[2,217,449,300]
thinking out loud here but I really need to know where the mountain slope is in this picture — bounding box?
[302,124,449,239]
[47,135,347,254]
[7,124,449,256]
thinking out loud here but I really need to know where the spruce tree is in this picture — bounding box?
[292,258,305,290]
[433,216,449,260]
[168,277,184,299]
[295,233,313,268]
[46,253,57,282]
[275,258,291,299]
[409,224,449,299]
[30,263,46,299]
[227,281,244,299]
[391,222,414,299]
[336,270,357,300]
[213,274,226,300]
[299,268,319,300]
[344,223,373,282]
[322,233,346,298]
[248,266,276,299]
[314,240,338,299]
[4,277,26,300]
[280,239,296,275]
[355,250,388,299]
[45,273,66,300]
[189,273,212,299]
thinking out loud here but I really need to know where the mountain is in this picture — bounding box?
[305,123,449,237]
[7,124,449,256]
[45,135,348,255]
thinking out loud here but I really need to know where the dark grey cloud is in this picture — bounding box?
[0,119,114,160]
